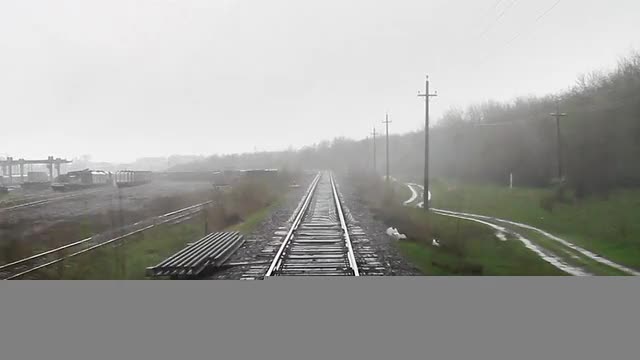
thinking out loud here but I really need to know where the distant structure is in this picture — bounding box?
[0,156,72,184]
[51,169,111,192]
[115,170,153,188]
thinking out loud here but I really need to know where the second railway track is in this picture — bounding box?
[264,172,359,277]
[0,201,212,280]
[0,188,109,212]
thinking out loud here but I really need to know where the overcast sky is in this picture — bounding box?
[1,0,639,163]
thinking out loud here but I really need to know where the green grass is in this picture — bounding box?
[393,181,413,204]
[13,173,298,280]
[513,227,627,276]
[431,182,640,269]
[0,192,23,204]
[226,197,283,235]
[349,175,565,275]
[32,218,207,280]
[28,193,287,279]
[393,208,564,276]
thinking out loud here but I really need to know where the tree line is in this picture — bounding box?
[174,53,640,196]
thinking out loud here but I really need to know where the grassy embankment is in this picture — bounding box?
[353,174,563,275]
[30,172,297,279]
[430,181,640,270]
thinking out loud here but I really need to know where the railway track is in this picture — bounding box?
[0,200,213,280]
[264,172,359,277]
[0,188,109,212]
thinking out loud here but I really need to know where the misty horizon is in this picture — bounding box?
[2,0,639,163]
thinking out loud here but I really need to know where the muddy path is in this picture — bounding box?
[404,183,638,276]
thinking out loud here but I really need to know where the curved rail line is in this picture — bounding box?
[265,172,359,277]
[0,200,213,280]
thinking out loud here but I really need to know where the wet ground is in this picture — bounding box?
[405,182,639,276]
[0,180,215,263]
[209,173,421,279]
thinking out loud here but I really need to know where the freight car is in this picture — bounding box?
[51,169,112,192]
[115,170,153,188]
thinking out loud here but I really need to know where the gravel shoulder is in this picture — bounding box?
[337,176,422,276]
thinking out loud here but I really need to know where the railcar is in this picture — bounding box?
[115,170,153,188]
[52,169,112,192]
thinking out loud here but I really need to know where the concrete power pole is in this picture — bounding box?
[370,128,377,174]
[551,101,567,181]
[382,114,392,183]
[418,75,437,210]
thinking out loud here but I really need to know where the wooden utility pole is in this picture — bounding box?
[550,101,567,181]
[382,114,392,183]
[418,75,437,210]
[370,128,377,174]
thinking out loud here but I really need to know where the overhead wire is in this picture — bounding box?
[477,0,522,39]
[475,0,564,66]
[504,0,563,48]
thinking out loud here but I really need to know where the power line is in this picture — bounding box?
[477,0,506,24]
[451,0,519,65]
[476,0,564,66]
[478,0,522,39]
[505,0,563,47]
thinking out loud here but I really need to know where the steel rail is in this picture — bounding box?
[0,188,108,212]
[264,172,322,277]
[4,211,203,280]
[1,200,213,280]
[264,172,358,277]
[329,173,359,276]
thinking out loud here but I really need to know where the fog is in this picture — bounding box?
[1,0,639,163]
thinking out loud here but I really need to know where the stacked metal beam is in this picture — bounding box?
[146,231,244,278]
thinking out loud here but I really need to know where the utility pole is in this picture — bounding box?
[382,114,392,183]
[550,100,567,181]
[370,127,377,174]
[418,75,437,210]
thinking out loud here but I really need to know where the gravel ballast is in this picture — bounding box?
[209,173,421,279]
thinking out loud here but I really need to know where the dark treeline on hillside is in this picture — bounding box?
[431,53,640,196]
[174,53,640,196]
